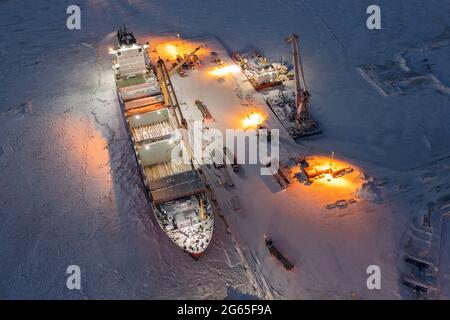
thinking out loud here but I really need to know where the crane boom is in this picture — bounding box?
[286,34,310,120]
[168,46,202,77]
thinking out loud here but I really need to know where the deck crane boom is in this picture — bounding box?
[168,46,202,77]
[154,45,202,129]
[155,58,187,129]
[286,33,321,137]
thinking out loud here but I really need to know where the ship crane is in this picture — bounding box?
[286,34,321,137]
[154,45,201,129]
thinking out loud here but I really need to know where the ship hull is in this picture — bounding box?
[151,195,214,256]
[111,29,214,257]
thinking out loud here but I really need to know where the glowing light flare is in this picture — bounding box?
[314,164,332,172]
[208,65,240,77]
[155,39,205,63]
[242,112,264,129]
[165,44,179,60]
[315,173,352,188]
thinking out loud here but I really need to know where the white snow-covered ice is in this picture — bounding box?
[0,0,449,299]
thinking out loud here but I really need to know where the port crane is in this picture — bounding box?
[168,46,202,77]
[286,34,321,137]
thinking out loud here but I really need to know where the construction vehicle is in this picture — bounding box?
[273,168,291,190]
[257,123,272,142]
[286,34,321,137]
[210,148,226,169]
[265,237,295,271]
[223,147,239,173]
[194,99,213,120]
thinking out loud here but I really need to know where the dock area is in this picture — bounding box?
[149,35,297,153]
[142,35,393,298]
[148,35,362,202]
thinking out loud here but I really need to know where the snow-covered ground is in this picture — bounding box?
[0,0,449,299]
[0,0,257,299]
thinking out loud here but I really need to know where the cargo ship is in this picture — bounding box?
[110,27,214,257]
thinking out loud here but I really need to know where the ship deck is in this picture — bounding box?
[116,74,149,89]
[151,178,205,205]
[128,106,175,143]
[154,194,214,254]
[156,195,203,231]
[118,73,162,102]
[144,160,191,181]
[132,120,172,143]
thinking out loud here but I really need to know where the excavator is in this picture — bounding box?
[286,34,321,138]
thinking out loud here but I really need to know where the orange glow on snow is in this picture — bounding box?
[50,114,115,201]
[314,164,332,172]
[242,112,264,129]
[165,44,179,60]
[156,42,186,61]
[153,38,207,63]
[315,173,352,188]
[288,155,362,204]
[208,65,240,77]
